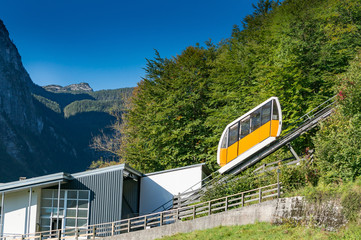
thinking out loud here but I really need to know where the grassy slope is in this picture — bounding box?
[158,222,361,240]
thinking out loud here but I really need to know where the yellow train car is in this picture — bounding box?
[217,97,282,174]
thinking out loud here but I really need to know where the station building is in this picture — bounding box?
[0,163,208,236]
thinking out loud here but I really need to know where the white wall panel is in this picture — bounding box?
[139,165,203,215]
[2,189,39,236]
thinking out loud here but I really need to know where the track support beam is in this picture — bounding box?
[286,143,301,162]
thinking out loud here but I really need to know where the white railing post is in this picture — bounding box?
[160,212,163,226]
[225,197,228,211]
[127,219,131,233]
[193,205,196,220]
[111,222,115,236]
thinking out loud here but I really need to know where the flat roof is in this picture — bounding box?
[0,163,209,193]
[0,164,143,194]
[0,172,72,194]
[145,163,207,177]
[72,163,143,178]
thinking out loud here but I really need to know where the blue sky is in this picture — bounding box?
[0,0,259,91]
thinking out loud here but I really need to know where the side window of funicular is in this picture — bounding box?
[239,117,250,139]
[251,108,261,132]
[228,122,239,146]
[272,100,279,120]
[261,101,272,125]
[221,130,228,148]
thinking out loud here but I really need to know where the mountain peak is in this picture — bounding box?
[0,19,9,37]
[43,82,93,93]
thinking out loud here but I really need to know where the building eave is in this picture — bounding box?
[0,172,71,194]
[71,164,143,179]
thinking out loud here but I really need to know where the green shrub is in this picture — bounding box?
[314,52,361,183]
[340,182,361,221]
[300,182,340,203]
[279,162,320,193]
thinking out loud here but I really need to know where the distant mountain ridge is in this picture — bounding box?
[43,82,93,93]
[0,19,133,182]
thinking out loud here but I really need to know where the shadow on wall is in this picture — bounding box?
[139,177,172,215]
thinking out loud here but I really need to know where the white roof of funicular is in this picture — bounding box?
[0,172,72,194]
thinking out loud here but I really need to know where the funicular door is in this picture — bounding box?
[227,122,239,163]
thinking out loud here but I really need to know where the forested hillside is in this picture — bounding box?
[93,0,361,177]
[31,83,133,118]
[30,84,133,172]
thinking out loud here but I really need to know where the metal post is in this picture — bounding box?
[75,228,78,240]
[1,192,4,238]
[144,216,147,230]
[177,193,180,208]
[208,201,211,215]
[287,143,301,162]
[259,188,262,203]
[127,219,130,233]
[27,187,32,234]
[176,208,179,221]
[111,222,115,235]
[277,169,281,198]
[160,212,163,226]
[192,206,196,220]
[57,182,61,231]
[57,229,61,240]
[92,226,96,240]
[225,197,228,211]
[241,193,244,207]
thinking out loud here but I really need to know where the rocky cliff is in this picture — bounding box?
[0,19,49,180]
[0,20,41,133]
[0,20,125,182]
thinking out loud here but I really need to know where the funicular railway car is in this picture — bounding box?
[217,97,282,174]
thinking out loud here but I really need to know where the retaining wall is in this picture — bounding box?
[103,197,345,240]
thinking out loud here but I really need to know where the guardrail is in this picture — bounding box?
[1,183,281,240]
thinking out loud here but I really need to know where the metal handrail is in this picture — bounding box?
[282,95,336,132]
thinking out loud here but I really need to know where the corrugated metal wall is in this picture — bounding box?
[61,170,124,225]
